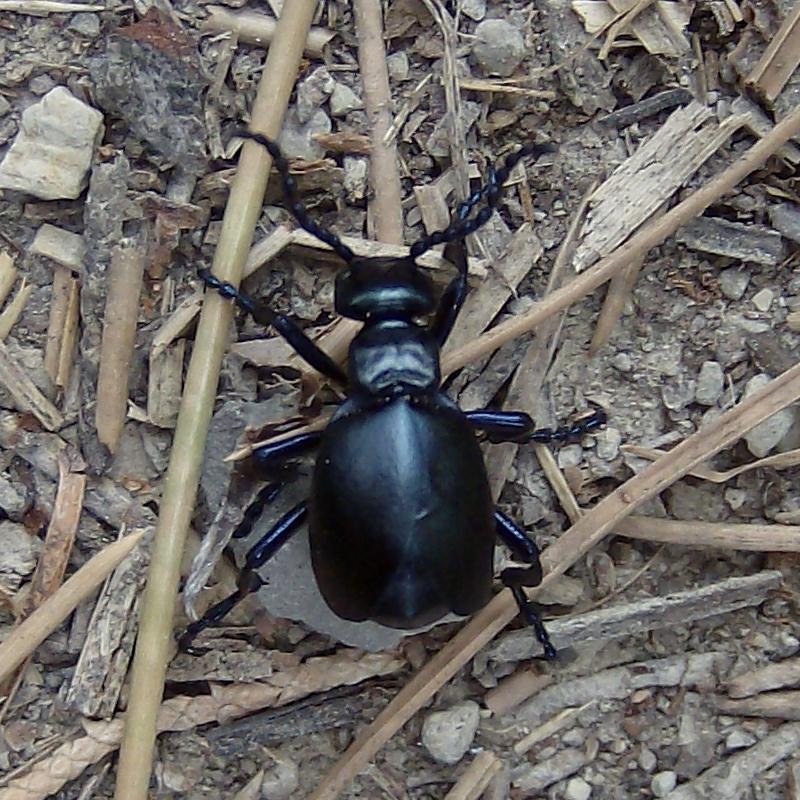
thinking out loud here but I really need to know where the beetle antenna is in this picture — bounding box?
[409,142,556,259]
[237,130,356,264]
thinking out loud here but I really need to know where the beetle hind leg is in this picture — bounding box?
[495,509,557,660]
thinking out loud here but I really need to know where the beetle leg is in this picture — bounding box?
[177,500,308,652]
[466,406,607,444]
[494,508,557,661]
[431,240,469,346]
[198,269,348,385]
[250,430,322,476]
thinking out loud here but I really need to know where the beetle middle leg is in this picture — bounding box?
[466,407,606,444]
[178,500,309,652]
[494,508,557,660]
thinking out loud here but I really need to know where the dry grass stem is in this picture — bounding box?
[623,444,800,482]
[309,360,800,799]
[96,242,146,453]
[442,751,502,800]
[590,253,644,352]
[0,529,145,684]
[616,516,800,551]
[514,701,595,754]
[114,5,320,798]
[458,77,556,99]
[202,6,335,59]
[443,104,800,376]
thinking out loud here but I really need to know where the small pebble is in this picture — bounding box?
[296,66,335,123]
[651,771,677,797]
[719,268,749,300]
[742,373,797,457]
[329,82,362,117]
[611,352,633,373]
[751,287,774,312]
[565,776,592,800]
[725,729,756,751]
[460,0,487,20]
[595,427,621,460]
[694,360,724,406]
[68,12,100,36]
[557,444,585,470]
[471,19,525,77]
[386,52,410,81]
[638,746,657,773]
[260,752,299,800]
[421,701,480,765]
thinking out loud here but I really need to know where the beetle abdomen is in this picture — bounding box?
[309,396,495,628]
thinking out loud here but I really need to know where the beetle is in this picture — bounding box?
[179,130,605,659]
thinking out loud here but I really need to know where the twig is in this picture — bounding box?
[615,516,800,551]
[0,530,146,683]
[514,701,595,754]
[715,692,800,720]
[728,657,800,699]
[746,2,800,101]
[443,751,502,800]
[44,267,80,388]
[0,278,33,340]
[662,723,800,799]
[441,104,800,376]
[0,0,103,10]
[201,6,335,59]
[0,252,17,304]
[96,242,145,453]
[113,5,319,799]
[308,354,800,798]
[484,671,553,717]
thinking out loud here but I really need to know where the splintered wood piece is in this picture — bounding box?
[148,340,185,429]
[18,456,85,617]
[443,751,502,800]
[201,5,335,58]
[514,701,595,754]
[96,243,145,452]
[44,267,79,385]
[573,102,745,271]
[675,216,784,264]
[0,278,33,340]
[0,529,146,684]
[746,3,800,101]
[443,225,543,355]
[0,341,63,430]
[485,671,554,717]
[728,658,800,699]
[150,289,203,359]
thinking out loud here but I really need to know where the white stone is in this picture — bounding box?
[565,777,592,800]
[30,223,86,270]
[651,771,677,797]
[742,373,797,457]
[421,701,480,764]
[752,287,774,312]
[0,86,103,200]
[329,82,363,117]
[694,360,724,406]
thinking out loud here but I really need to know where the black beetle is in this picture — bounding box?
[180,131,605,658]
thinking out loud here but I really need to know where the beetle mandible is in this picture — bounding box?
[180,131,605,659]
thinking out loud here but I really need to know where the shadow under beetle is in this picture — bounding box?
[180,131,606,659]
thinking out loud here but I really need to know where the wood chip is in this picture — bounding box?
[675,216,784,264]
[0,341,63,430]
[746,3,800,102]
[728,657,800,699]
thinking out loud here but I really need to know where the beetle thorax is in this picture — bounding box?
[349,319,440,397]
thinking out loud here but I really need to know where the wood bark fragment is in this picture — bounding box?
[0,341,63,430]
[728,657,800,699]
[485,571,782,663]
[714,691,800,719]
[96,242,146,452]
[485,671,554,717]
[662,722,800,799]
[147,340,185,429]
[574,102,745,271]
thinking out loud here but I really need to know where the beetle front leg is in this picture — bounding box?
[495,508,556,661]
[178,500,308,652]
[467,406,606,444]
